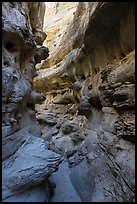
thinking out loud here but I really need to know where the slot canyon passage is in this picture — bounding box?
[2,2,135,202]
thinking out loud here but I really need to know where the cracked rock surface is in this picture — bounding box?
[2,2,135,202]
[2,2,62,202]
[34,2,135,202]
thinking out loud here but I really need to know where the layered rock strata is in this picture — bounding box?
[2,2,62,202]
[34,2,135,202]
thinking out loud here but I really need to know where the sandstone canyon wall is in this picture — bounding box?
[2,2,135,202]
[2,2,62,202]
[34,2,135,202]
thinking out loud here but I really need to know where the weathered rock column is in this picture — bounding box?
[2,2,62,202]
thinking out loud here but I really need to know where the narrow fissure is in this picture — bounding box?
[2,2,135,202]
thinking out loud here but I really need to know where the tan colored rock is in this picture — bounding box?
[33,2,135,202]
[34,2,135,96]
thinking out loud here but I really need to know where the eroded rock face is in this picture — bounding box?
[34,2,135,202]
[2,2,61,202]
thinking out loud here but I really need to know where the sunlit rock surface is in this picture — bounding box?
[2,2,135,202]
[34,2,135,202]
